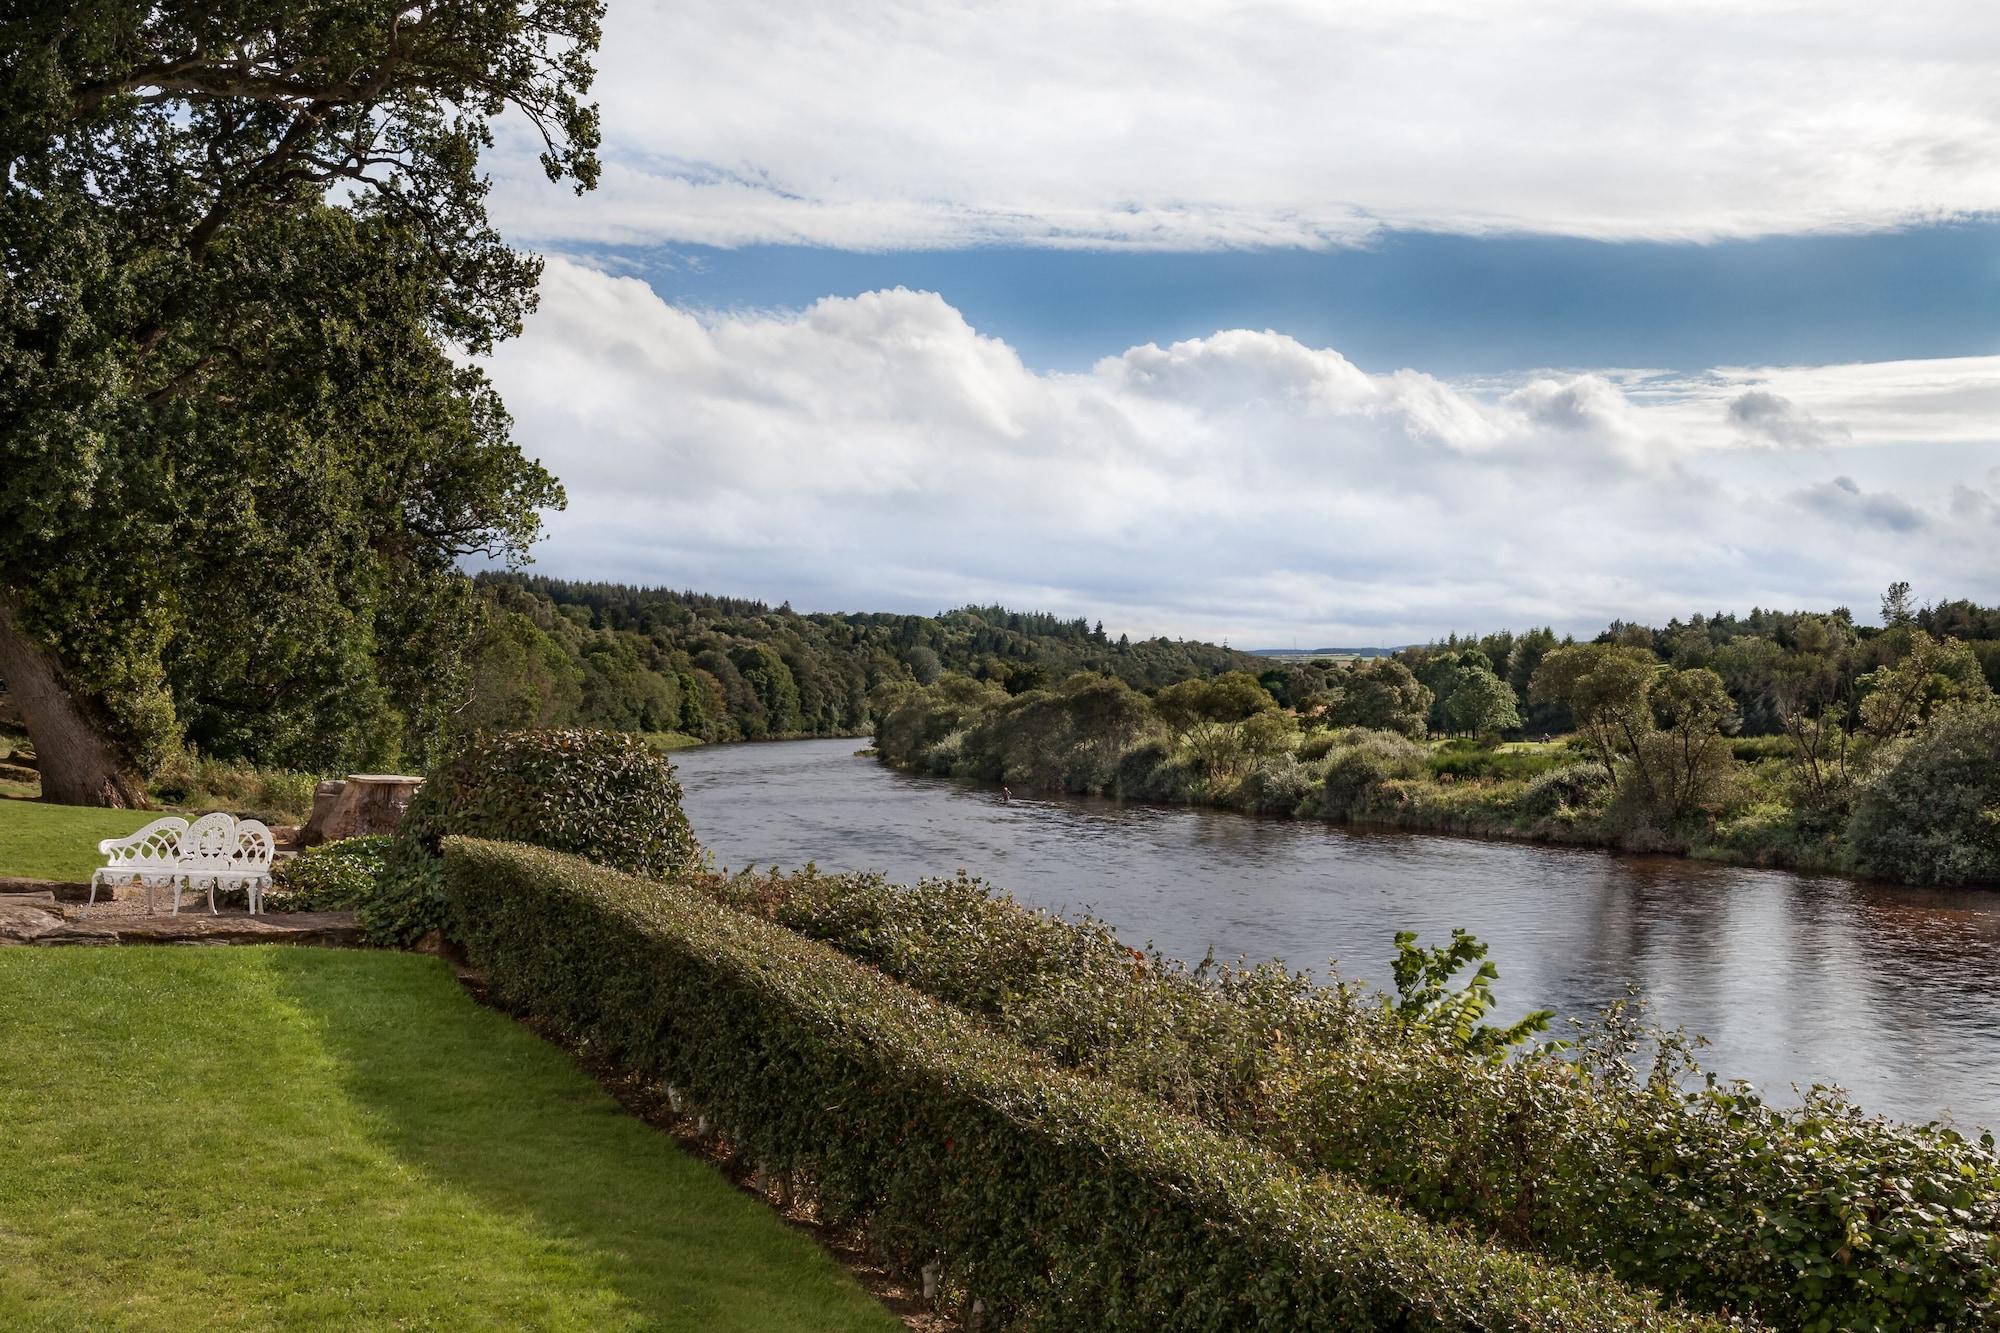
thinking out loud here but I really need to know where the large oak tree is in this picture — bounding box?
[0,1,599,803]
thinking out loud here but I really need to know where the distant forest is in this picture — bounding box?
[459,574,1265,742]
[462,576,2000,754]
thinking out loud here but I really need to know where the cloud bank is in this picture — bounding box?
[492,0,2000,251]
[484,259,2000,644]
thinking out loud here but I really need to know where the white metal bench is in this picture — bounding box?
[88,813,277,915]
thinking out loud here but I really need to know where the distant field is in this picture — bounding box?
[0,948,897,1332]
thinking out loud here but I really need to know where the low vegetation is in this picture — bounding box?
[365,727,701,947]
[446,838,1721,1331]
[693,860,2000,1328]
[0,947,896,1331]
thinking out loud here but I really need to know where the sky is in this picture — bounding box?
[477,0,2000,646]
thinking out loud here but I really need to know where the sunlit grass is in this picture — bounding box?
[0,797,154,881]
[0,948,898,1332]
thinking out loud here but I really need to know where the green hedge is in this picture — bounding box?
[365,728,700,946]
[444,838,1717,1332]
[693,864,2000,1330]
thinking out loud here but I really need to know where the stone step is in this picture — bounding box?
[1,908,361,948]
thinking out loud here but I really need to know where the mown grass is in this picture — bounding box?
[0,797,155,881]
[0,948,898,1332]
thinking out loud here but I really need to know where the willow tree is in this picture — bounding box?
[0,1,599,803]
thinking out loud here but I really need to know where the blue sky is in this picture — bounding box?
[478,0,2000,645]
[622,224,2000,377]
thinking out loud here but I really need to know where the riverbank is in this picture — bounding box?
[673,736,2000,1125]
[869,674,2000,890]
[872,740,1877,883]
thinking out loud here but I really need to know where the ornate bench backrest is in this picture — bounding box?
[99,817,190,871]
[235,820,276,873]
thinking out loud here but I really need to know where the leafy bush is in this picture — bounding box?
[1295,728,1344,763]
[268,835,390,911]
[1518,761,1613,818]
[1234,753,1314,815]
[149,750,321,824]
[1850,703,2000,885]
[365,729,699,946]
[1427,742,1567,782]
[692,856,2000,1329]
[1314,729,1429,817]
[445,839,1711,1331]
[1111,740,1192,802]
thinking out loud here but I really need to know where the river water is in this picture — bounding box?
[673,737,2000,1129]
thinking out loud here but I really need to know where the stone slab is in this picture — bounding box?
[0,909,361,948]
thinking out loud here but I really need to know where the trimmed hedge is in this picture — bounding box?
[694,864,2000,1330]
[365,728,700,945]
[444,838,1719,1332]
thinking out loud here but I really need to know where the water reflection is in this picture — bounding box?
[674,738,2000,1127]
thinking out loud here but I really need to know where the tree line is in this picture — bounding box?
[873,584,2000,886]
[455,574,1269,743]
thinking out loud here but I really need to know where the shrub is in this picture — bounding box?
[1518,761,1613,818]
[1850,703,2000,886]
[1234,753,1314,816]
[445,839,1712,1331]
[364,729,699,947]
[1295,728,1344,763]
[1314,729,1429,817]
[1427,742,1567,782]
[1111,740,1191,802]
[268,835,390,911]
[149,750,321,824]
[692,856,2000,1329]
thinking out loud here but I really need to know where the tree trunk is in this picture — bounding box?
[0,596,146,807]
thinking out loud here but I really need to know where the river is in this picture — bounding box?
[673,737,2000,1129]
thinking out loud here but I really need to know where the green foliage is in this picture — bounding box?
[471,575,1267,746]
[1328,659,1432,738]
[1441,664,1522,737]
[1518,761,1613,818]
[1531,642,1659,781]
[146,751,320,825]
[676,853,2000,1329]
[1315,728,1430,817]
[445,839,1713,1331]
[1236,752,1316,815]
[1385,928,1553,1057]
[1857,629,1994,742]
[1850,703,2000,885]
[0,0,594,786]
[366,728,698,946]
[269,836,391,912]
[1426,741,1569,781]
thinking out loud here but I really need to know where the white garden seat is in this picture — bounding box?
[88,813,276,915]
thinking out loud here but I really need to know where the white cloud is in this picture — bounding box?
[1727,390,1848,449]
[491,0,2000,251]
[485,259,2000,643]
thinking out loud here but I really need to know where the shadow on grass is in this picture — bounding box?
[258,948,897,1333]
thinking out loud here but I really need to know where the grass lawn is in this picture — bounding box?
[0,948,899,1332]
[0,797,155,881]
